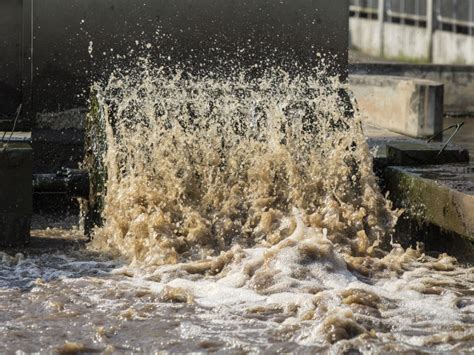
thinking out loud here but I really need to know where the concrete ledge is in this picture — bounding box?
[36,109,86,130]
[385,164,474,241]
[386,141,470,166]
[350,63,474,114]
[350,75,443,139]
[32,129,84,173]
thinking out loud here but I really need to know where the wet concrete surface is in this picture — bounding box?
[444,116,474,157]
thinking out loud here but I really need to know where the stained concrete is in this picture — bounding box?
[349,17,381,58]
[365,124,473,242]
[382,22,431,61]
[433,31,474,66]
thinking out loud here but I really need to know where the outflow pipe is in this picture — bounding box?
[33,169,90,199]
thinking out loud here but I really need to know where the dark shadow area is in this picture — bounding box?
[33,194,81,216]
[4,213,87,257]
[1,216,123,291]
[394,215,474,265]
[0,82,21,119]
[32,129,85,174]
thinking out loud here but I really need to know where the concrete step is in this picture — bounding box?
[386,141,470,166]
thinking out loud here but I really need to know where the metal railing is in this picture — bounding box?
[350,0,474,35]
[349,0,379,19]
[438,0,474,35]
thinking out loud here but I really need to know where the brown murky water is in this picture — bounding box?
[1,66,473,353]
[2,228,473,353]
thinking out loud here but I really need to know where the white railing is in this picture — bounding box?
[350,5,379,15]
[438,16,474,28]
[350,0,474,34]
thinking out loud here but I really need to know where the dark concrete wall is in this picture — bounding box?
[26,0,349,175]
[0,142,32,246]
[0,0,22,117]
[30,0,349,113]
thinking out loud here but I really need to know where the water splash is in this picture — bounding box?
[90,62,397,269]
[82,61,427,345]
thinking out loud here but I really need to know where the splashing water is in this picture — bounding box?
[90,63,396,267]
[84,61,474,350]
[1,61,473,353]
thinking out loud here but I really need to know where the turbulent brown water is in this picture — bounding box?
[1,63,473,353]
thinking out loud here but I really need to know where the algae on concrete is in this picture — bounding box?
[385,165,474,241]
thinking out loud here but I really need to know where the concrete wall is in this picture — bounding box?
[350,63,474,113]
[30,0,349,114]
[12,0,349,174]
[433,31,474,65]
[349,18,381,57]
[0,140,32,246]
[382,23,430,61]
[0,0,22,117]
[350,75,443,138]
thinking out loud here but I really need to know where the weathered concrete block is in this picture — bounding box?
[350,75,443,139]
[385,164,474,241]
[0,139,32,246]
[350,63,474,114]
[387,141,470,166]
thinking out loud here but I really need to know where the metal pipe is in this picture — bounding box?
[33,169,90,199]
